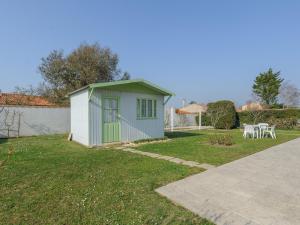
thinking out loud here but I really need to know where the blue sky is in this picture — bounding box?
[1,0,300,107]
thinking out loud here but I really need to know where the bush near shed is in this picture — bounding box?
[196,100,238,129]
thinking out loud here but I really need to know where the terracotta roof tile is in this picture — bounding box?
[0,93,55,106]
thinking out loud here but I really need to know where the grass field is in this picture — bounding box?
[1,129,299,225]
[136,129,300,166]
[0,135,212,225]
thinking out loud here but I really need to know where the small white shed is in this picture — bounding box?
[69,79,174,147]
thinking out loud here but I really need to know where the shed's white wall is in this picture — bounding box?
[89,89,165,146]
[70,89,89,146]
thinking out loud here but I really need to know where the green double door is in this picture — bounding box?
[102,97,121,143]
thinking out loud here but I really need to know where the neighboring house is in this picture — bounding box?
[0,93,69,138]
[240,102,264,111]
[69,79,174,147]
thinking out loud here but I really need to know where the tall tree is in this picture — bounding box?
[279,81,300,108]
[120,72,131,80]
[252,68,284,105]
[38,43,130,104]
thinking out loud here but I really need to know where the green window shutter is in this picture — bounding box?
[153,100,157,118]
[147,99,153,118]
[137,99,141,119]
[141,99,147,117]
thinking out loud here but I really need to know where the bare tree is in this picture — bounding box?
[279,81,300,108]
[4,109,16,137]
[14,85,39,105]
[0,107,5,131]
[178,114,189,127]
[248,109,264,124]
[0,108,22,138]
[164,108,171,128]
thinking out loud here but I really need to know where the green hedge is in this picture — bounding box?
[239,109,300,123]
[238,109,300,129]
[267,117,298,129]
[198,108,300,129]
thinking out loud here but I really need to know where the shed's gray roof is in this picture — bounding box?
[68,79,174,96]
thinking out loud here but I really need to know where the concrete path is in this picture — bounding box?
[122,148,215,170]
[156,138,300,225]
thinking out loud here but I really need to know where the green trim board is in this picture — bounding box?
[68,79,175,97]
[102,96,121,143]
[163,96,172,105]
[88,87,94,100]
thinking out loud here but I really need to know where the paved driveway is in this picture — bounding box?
[156,138,300,225]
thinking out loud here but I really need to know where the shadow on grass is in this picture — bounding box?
[165,131,202,139]
[0,138,8,144]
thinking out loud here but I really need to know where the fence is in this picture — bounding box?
[0,106,70,138]
[164,107,199,130]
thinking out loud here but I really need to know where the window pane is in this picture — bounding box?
[111,109,118,122]
[141,99,147,117]
[147,100,153,117]
[154,100,157,117]
[137,99,141,118]
[103,99,110,109]
[111,99,118,110]
[104,109,113,123]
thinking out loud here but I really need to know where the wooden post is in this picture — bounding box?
[198,111,202,130]
[170,107,174,132]
[17,113,21,138]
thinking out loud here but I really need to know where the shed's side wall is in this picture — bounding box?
[70,89,89,146]
[89,89,164,146]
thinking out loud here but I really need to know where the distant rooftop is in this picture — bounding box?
[0,93,55,107]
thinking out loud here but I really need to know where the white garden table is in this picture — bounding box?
[244,124,271,139]
[252,125,260,139]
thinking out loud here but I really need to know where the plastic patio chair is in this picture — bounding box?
[243,124,259,139]
[258,123,269,138]
[263,125,277,139]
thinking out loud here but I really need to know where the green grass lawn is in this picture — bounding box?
[1,129,299,225]
[0,135,212,225]
[136,129,300,166]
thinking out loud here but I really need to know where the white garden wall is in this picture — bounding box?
[0,105,70,138]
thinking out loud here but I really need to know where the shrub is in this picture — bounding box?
[206,100,238,129]
[208,134,234,146]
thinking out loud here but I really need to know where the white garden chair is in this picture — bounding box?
[243,124,259,139]
[258,123,269,138]
[263,125,277,139]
